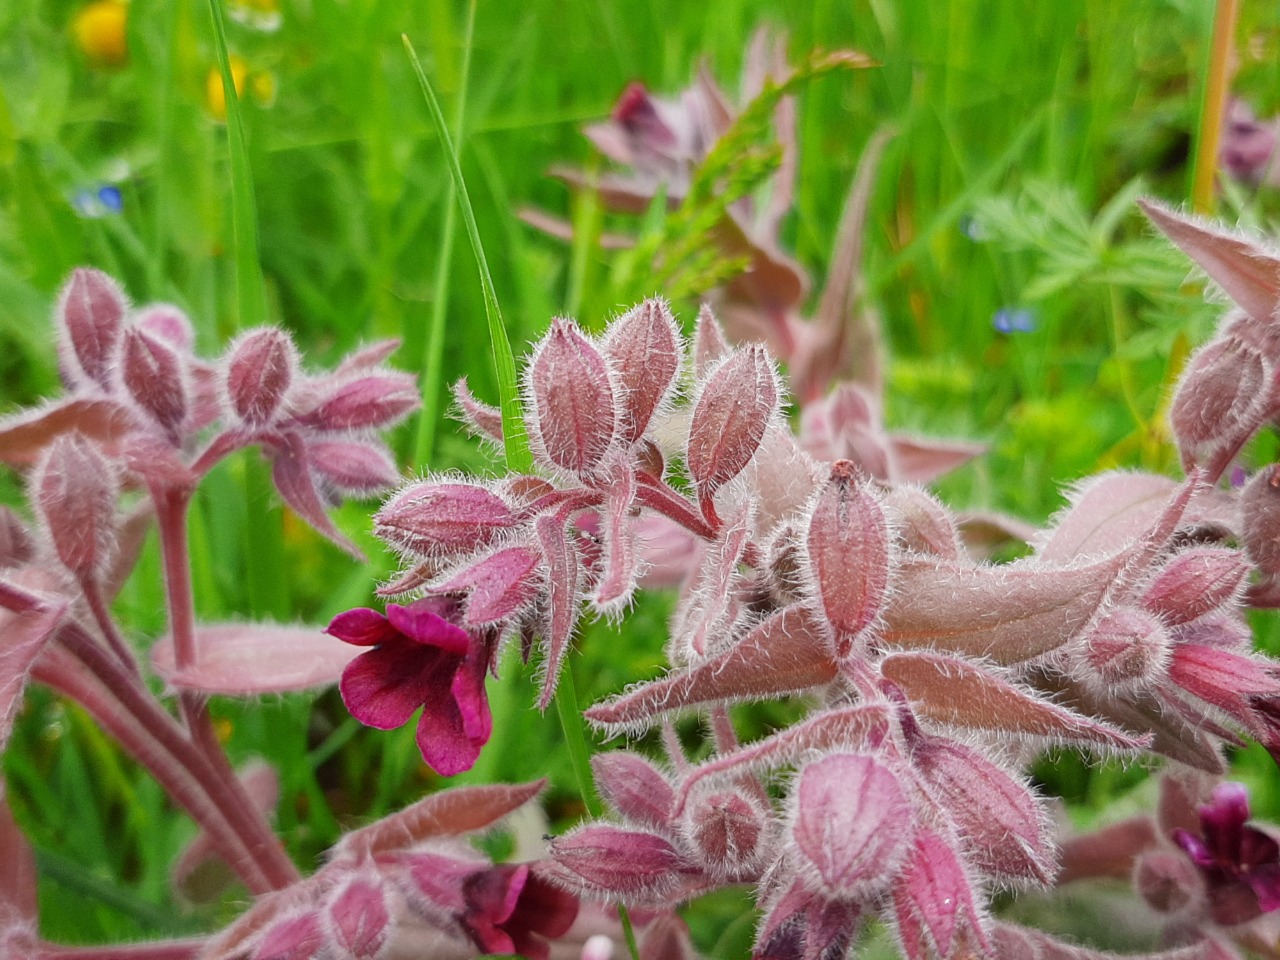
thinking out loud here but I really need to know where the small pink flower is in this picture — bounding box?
[459,863,578,960]
[327,598,492,777]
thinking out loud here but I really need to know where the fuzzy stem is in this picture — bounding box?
[36,940,207,960]
[634,473,717,541]
[33,645,273,894]
[80,577,140,676]
[56,623,298,889]
[150,486,301,888]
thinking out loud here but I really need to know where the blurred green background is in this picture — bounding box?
[3,0,1280,951]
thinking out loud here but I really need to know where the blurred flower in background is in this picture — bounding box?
[69,184,123,219]
[228,0,283,33]
[205,53,277,120]
[992,306,1037,334]
[1219,98,1280,185]
[72,0,128,69]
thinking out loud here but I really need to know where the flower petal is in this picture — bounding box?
[387,601,471,655]
[416,650,488,777]
[326,608,400,647]
[340,642,446,730]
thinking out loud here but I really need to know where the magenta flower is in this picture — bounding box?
[326,597,492,776]
[460,863,579,960]
[1173,782,1280,926]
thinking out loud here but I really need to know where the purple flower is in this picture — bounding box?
[1173,782,1280,926]
[326,597,492,777]
[992,307,1036,334]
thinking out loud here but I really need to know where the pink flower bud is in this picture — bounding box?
[1242,465,1280,576]
[680,787,769,880]
[306,440,401,497]
[891,828,989,960]
[1135,850,1202,914]
[1142,548,1249,625]
[253,911,325,960]
[225,328,297,426]
[910,737,1054,885]
[1080,606,1171,692]
[884,485,961,559]
[791,753,910,899]
[437,545,542,627]
[604,298,681,444]
[297,372,419,432]
[551,824,693,901]
[527,319,617,474]
[1168,336,1268,462]
[134,304,195,352]
[34,434,117,580]
[374,481,519,558]
[121,327,187,437]
[325,875,391,960]
[591,752,676,830]
[805,461,891,655]
[57,267,126,390]
[687,345,777,508]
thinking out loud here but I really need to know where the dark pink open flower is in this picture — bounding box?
[327,598,492,776]
[1173,781,1280,926]
[460,863,578,960]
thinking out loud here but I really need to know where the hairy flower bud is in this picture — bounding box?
[1242,465,1280,576]
[551,825,692,901]
[325,875,391,960]
[1142,548,1249,625]
[527,318,617,474]
[692,303,730,374]
[253,912,325,960]
[1168,336,1268,461]
[883,485,961,559]
[605,298,681,444]
[297,372,419,432]
[687,345,777,508]
[591,751,676,830]
[680,787,769,879]
[806,460,891,656]
[306,440,400,496]
[375,481,519,558]
[134,304,195,352]
[225,327,296,425]
[57,267,126,390]
[791,753,910,899]
[35,434,117,580]
[1080,606,1171,691]
[121,326,187,437]
[0,507,34,570]
[437,545,542,627]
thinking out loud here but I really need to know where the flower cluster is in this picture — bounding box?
[334,199,1280,960]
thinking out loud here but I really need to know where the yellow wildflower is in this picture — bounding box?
[205,55,249,121]
[73,0,128,68]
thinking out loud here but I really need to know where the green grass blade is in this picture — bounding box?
[412,0,476,467]
[402,33,531,472]
[207,0,267,330]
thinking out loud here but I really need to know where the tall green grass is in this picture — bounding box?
[2,0,1278,948]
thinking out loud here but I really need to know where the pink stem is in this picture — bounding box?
[57,623,299,889]
[80,577,140,677]
[151,485,301,889]
[634,473,717,541]
[36,939,207,960]
[32,645,273,895]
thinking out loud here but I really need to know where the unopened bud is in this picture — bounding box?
[1169,336,1268,461]
[551,824,692,900]
[134,304,195,352]
[527,319,617,474]
[605,298,681,444]
[1135,850,1202,914]
[252,911,325,960]
[35,434,117,580]
[884,485,961,559]
[692,303,729,374]
[225,328,296,426]
[297,372,419,432]
[374,481,519,558]
[438,545,542,627]
[791,753,910,899]
[57,267,126,390]
[806,461,891,656]
[687,345,777,505]
[1081,606,1171,691]
[680,787,769,879]
[306,440,400,497]
[121,327,187,437]
[325,875,390,960]
[1242,465,1280,576]
[1142,548,1249,625]
[591,751,677,829]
